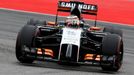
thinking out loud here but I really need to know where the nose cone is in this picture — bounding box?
[66,44,73,58]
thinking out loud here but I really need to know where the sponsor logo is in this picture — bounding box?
[59,2,97,11]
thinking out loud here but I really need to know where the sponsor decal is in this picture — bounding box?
[59,2,97,11]
[61,28,82,46]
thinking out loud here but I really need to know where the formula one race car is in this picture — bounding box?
[16,0,124,72]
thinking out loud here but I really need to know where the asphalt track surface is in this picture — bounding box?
[0,9,134,75]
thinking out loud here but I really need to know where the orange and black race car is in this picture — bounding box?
[15,0,124,72]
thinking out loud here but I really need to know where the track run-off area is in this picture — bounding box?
[0,9,134,75]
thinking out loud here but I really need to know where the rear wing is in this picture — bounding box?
[58,0,98,15]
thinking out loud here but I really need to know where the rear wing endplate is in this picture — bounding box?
[58,1,98,15]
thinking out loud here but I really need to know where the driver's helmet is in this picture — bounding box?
[65,15,80,28]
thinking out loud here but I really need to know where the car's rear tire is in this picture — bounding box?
[104,27,123,37]
[16,25,37,63]
[27,19,46,26]
[101,34,124,72]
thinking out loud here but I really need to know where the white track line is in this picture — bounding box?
[0,7,133,26]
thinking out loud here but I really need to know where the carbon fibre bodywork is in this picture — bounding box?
[16,0,124,72]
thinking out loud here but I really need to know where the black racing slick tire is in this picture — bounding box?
[16,25,37,63]
[104,27,123,37]
[101,34,124,72]
[27,19,46,26]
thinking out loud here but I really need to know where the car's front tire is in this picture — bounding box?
[101,34,124,72]
[16,25,36,63]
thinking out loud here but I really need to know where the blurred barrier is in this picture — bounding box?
[0,0,133,25]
